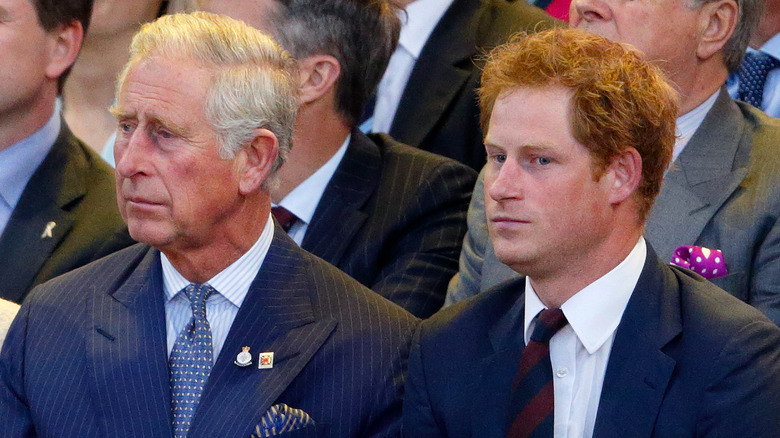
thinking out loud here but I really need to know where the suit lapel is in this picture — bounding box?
[593,247,681,437]
[472,281,527,437]
[0,126,83,302]
[88,247,173,436]
[301,131,379,266]
[646,88,748,260]
[389,0,478,147]
[191,229,337,438]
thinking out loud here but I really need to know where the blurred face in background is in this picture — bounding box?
[89,0,163,37]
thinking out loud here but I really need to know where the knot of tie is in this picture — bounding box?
[737,51,780,108]
[530,308,568,343]
[183,283,215,319]
[272,206,299,233]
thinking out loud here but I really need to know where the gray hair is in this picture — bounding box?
[115,12,299,186]
[266,0,401,127]
[690,0,765,72]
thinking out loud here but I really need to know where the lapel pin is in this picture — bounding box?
[258,352,274,369]
[234,346,253,367]
[41,221,56,239]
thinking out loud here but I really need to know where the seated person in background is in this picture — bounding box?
[0,299,19,351]
[727,0,780,117]
[404,28,780,437]
[203,0,478,318]
[0,0,133,304]
[448,0,780,326]
[1,13,417,437]
[365,0,559,171]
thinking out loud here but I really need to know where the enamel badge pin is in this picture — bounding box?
[234,346,252,367]
[258,352,274,369]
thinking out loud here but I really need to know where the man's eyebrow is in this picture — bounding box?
[109,106,131,119]
[108,108,189,135]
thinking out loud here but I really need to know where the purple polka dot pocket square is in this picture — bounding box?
[670,245,728,279]
[251,403,315,437]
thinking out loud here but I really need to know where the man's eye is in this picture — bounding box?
[536,157,551,165]
[158,130,173,139]
[492,153,507,164]
[119,122,133,133]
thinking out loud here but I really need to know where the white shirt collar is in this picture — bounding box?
[673,89,719,162]
[161,214,274,308]
[398,0,455,59]
[275,134,350,224]
[524,237,647,354]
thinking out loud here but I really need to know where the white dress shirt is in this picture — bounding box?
[162,214,274,363]
[673,90,719,164]
[524,237,647,438]
[274,135,349,245]
[727,33,780,118]
[366,0,455,133]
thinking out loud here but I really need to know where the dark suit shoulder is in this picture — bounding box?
[296,240,420,330]
[369,132,479,173]
[420,277,522,346]
[475,0,562,49]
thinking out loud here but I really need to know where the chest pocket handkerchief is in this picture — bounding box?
[251,403,315,437]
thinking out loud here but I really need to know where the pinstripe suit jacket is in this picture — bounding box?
[301,131,477,318]
[0,226,418,438]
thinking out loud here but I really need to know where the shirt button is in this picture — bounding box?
[555,367,568,378]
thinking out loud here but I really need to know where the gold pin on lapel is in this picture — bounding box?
[258,352,274,369]
[41,221,56,238]
[234,346,252,367]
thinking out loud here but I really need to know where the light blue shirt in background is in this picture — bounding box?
[0,108,60,237]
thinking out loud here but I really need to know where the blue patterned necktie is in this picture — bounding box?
[170,283,216,437]
[737,51,780,108]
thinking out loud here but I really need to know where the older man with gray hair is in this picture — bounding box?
[0,12,417,438]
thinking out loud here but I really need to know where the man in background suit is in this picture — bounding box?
[404,28,780,437]
[0,0,133,304]
[203,0,477,318]
[365,0,559,171]
[1,13,417,437]
[727,0,780,117]
[447,0,780,325]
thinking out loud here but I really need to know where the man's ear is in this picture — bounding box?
[45,20,84,81]
[606,147,642,206]
[297,54,341,104]
[696,0,738,61]
[236,128,279,195]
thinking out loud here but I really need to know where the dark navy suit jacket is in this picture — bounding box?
[0,226,418,437]
[403,246,780,437]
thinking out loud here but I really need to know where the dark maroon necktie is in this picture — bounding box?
[271,206,299,233]
[506,308,569,438]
